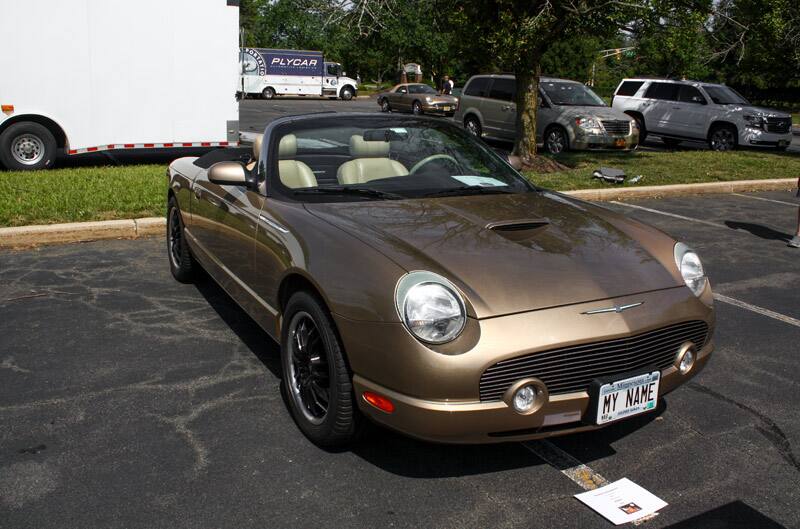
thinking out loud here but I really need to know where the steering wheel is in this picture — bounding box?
[409,154,460,175]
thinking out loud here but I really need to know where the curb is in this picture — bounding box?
[0,217,165,249]
[563,178,796,201]
[0,178,796,249]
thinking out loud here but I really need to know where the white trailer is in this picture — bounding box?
[239,48,359,101]
[0,0,240,171]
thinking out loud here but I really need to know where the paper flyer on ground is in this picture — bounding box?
[575,478,667,525]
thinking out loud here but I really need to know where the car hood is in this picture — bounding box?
[305,192,682,318]
[739,105,791,118]
[426,95,459,104]
[556,106,631,121]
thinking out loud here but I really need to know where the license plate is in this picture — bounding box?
[614,138,626,147]
[595,371,660,425]
[442,106,452,111]
[778,140,788,147]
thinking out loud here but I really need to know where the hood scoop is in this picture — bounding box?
[486,218,550,244]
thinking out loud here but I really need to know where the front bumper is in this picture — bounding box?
[335,285,714,444]
[741,128,792,147]
[422,103,457,116]
[571,130,639,151]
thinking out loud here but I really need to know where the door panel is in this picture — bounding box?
[670,86,709,139]
[641,82,678,133]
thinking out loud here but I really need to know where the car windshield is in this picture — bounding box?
[269,117,533,202]
[541,81,606,106]
[409,84,437,94]
[703,85,750,105]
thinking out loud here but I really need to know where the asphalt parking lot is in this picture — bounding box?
[2,189,799,528]
[239,96,800,154]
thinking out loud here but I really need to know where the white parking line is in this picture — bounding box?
[522,440,658,524]
[609,201,727,229]
[732,193,799,207]
[713,293,800,328]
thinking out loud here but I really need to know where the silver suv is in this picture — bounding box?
[453,74,638,153]
[612,78,793,151]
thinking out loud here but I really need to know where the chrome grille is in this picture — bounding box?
[479,320,709,401]
[766,117,791,133]
[601,120,630,135]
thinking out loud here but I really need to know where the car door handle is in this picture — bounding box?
[501,105,514,111]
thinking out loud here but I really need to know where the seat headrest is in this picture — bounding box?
[278,134,297,159]
[252,133,263,160]
[350,135,390,158]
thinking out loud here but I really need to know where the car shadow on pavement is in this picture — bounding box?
[192,271,282,380]
[350,401,666,478]
[662,500,788,529]
[725,220,794,243]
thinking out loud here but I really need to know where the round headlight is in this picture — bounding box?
[679,349,695,374]
[674,243,706,297]
[396,272,466,344]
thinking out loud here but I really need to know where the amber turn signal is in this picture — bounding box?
[1,105,14,113]
[363,391,395,413]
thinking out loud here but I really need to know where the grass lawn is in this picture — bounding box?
[0,148,798,227]
[793,112,799,126]
[0,165,166,227]
[526,149,800,191]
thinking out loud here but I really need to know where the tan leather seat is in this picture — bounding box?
[278,134,317,188]
[337,135,408,185]
[245,133,262,172]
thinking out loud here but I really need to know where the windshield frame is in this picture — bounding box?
[261,115,537,203]
[540,80,607,107]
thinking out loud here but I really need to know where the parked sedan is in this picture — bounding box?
[376,83,458,116]
[166,113,714,446]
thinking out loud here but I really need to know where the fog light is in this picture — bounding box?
[513,385,538,413]
[676,343,697,375]
[679,350,695,374]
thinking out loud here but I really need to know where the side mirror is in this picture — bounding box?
[208,161,252,187]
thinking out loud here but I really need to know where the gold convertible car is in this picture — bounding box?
[166,114,715,446]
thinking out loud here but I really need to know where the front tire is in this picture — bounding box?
[412,101,423,115]
[709,125,737,151]
[380,98,391,112]
[340,86,354,101]
[281,291,360,447]
[262,87,276,100]
[0,122,57,171]
[167,197,196,283]
[544,125,569,154]
[464,115,482,137]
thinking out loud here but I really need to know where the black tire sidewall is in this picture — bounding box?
[465,116,481,137]
[413,101,422,115]
[262,87,275,100]
[341,87,353,100]
[281,291,359,446]
[0,122,57,171]
[167,197,195,283]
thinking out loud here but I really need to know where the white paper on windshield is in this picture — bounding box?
[574,478,667,525]
[451,175,507,187]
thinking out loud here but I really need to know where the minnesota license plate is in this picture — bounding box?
[614,138,626,147]
[595,371,660,425]
[443,106,452,111]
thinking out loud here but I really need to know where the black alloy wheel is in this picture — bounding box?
[166,197,196,283]
[709,126,736,151]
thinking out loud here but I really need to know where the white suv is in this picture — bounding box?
[611,78,793,151]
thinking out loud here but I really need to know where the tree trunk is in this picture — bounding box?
[513,67,540,166]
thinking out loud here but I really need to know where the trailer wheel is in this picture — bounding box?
[262,87,276,100]
[0,122,57,171]
[340,86,354,101]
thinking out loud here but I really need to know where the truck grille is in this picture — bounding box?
[766,117,791,133]
[601,120,630,135]
[479,320,710,401]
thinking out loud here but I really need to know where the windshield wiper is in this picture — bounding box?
[292,186,405,200]
[423,185,515,198]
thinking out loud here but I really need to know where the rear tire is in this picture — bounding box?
[262,87,276,100]
[281,291,361,447]
[709,125,737,151]
[167,197,196,283]
[0,122,57,171]
[464,115,482,137]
